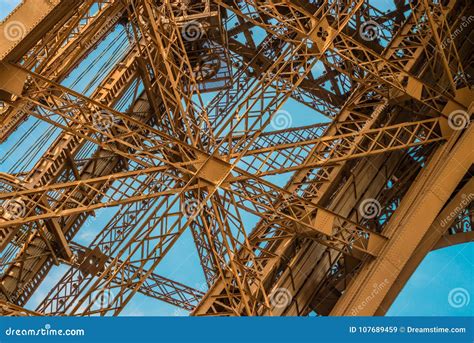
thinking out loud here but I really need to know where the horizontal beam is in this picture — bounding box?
[0,300,42,316]
[37,243,204,314]
[231,118,447,177]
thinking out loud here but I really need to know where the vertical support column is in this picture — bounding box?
[330,124,474,316]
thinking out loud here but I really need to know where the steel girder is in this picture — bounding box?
[0,0,471,316]
[193,0,471,315]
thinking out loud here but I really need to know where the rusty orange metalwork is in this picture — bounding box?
[0,0,472,316]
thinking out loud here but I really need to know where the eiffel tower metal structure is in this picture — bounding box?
[0,0,472,316]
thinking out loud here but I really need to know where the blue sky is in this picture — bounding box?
[0,0,472,317]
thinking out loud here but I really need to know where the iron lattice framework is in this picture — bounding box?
[0,0,472,316]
